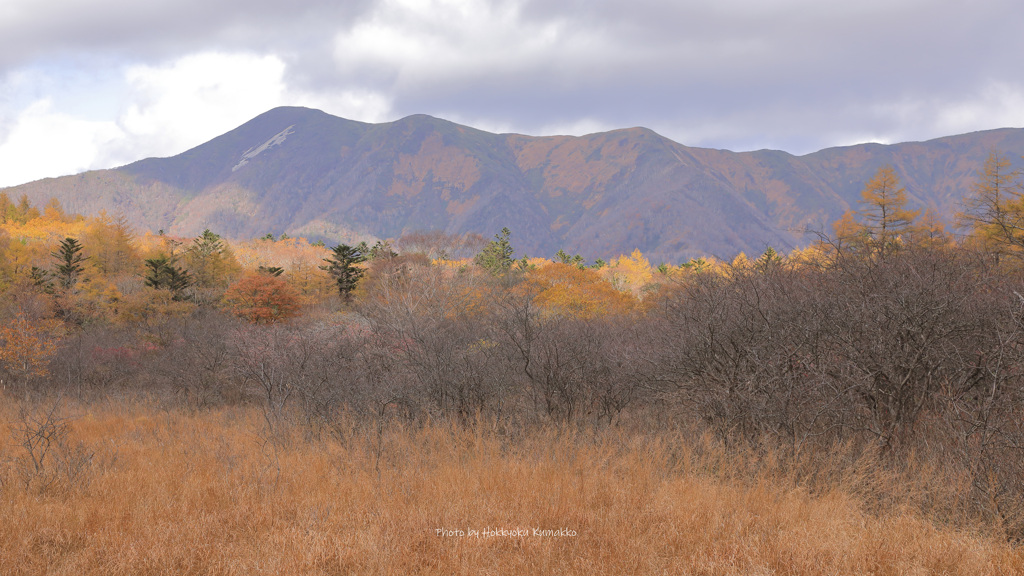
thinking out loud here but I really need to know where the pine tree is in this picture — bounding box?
[29,267,54,294]
[555,249,586,269]
[368,240,397,261]
[475,228,515,275]
[320,243,366,302]
[257,265,284,277]
[51,237,88,289]
[144,256,193,298]
[186,229,239,289]
[755,246,783,271]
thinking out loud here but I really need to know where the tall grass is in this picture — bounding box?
[0,398,1021,575]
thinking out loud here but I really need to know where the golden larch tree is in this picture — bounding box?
[857,165,919,258]
[959,150,1024,260]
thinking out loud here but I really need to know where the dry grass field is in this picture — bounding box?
[1,398,1022,575]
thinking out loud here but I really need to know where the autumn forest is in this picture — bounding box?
[4,152,1024,573]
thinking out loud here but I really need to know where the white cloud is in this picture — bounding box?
[117,52,394,160]
[294,89,393,125]
[0,53,297,187]
[0,99,123,187]
[117,52,290,158]
[0,50,396,187]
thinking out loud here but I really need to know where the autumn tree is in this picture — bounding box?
[602,249,655,295]
[0,313,62,390]
[12,194,40,224]
[526,262,636,319]
[907,208,951,250]
[83,212,140,276]
[222,273,300,324]
[0,192,12,224]
[855,166,920,258]
[0,230,18,291]
[321,243,366,302]
[42,198,69,222]
[959,150,1024,260]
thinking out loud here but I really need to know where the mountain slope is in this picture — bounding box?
[6,107,1024,262]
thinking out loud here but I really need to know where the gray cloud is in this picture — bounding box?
[314,0,1024,151]
[0,0,374,68]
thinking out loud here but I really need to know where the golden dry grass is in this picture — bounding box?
[0,399,1021,575]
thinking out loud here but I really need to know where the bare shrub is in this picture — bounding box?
[4,398,94,494]
[394,230,487,261]
[358,257,514,422]
[651,244,1024,538]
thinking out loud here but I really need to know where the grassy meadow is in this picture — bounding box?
[1,398,1021,575]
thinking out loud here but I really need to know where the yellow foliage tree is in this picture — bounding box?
[0,192,12,224]
[42,198,69,222]
[63,274,124,324]
[0,229,15,290]
[908,208,952,250]
[602,249,654,296]
[233,237,335,304]
[831,209,868,255]
[729,252,752,273]
[526,262,636,318]
[83,212,141,276]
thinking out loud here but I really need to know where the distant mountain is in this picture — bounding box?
[6,106,1024,262]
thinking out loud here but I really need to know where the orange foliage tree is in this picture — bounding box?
[0,313,62,387]
[233,236,335,303]
[222,273,300,324]
[526,262,636,318]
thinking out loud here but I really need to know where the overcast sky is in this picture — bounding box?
[1,0,1022,187]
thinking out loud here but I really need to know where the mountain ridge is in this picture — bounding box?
[6,106,1024,262]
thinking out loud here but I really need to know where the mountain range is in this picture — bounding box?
[5,106,1024,262]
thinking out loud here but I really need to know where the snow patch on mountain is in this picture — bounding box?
[232,125,295,172]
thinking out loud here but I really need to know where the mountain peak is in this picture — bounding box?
[7,108,1024,261]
